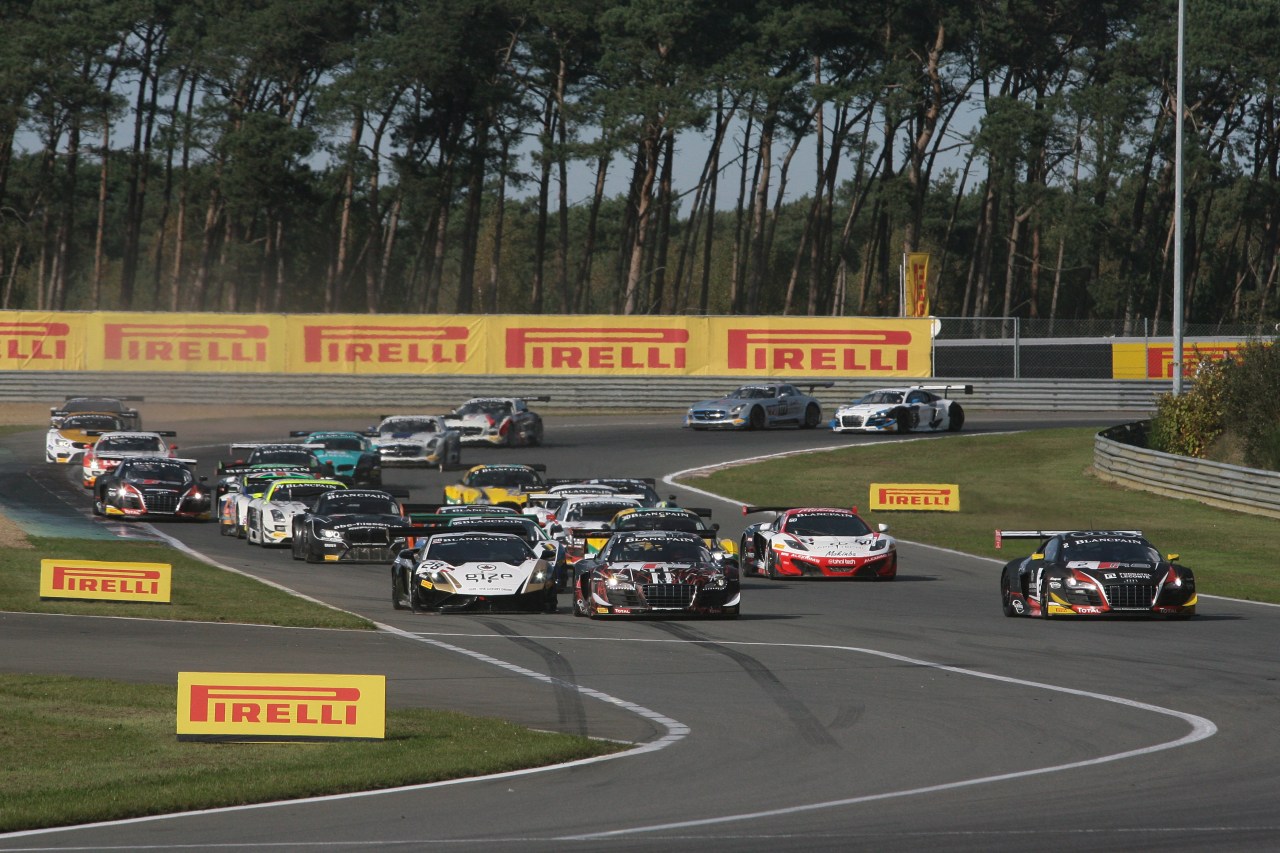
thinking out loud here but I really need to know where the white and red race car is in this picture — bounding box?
[81,430,178,488]
[739,505,897,580]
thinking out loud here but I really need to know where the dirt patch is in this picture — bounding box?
[0,511,34,549]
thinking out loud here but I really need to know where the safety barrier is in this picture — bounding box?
[0,372,1171,412]
[1094,422,1280,519]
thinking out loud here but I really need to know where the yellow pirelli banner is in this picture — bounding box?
[870,483,960,511]
[1112,341,1250,380]
[177,672,386,742]
[904,253,930,318]
[40,559,172,602]
[1,310,935,378]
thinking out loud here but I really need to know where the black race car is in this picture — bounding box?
[92,457,211,521]
[572,530,739,619]
[291,489,412,563]
[216,443,332,492]
[996,529,1197,619]
[51,395,143,430]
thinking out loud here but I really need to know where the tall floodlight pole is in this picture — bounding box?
[1172,0,1186,394]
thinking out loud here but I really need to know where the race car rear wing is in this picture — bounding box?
[913,384,974,395]
[994,529,1144,549]
[85,430,176,438]
[742,505,860,516]
[546,477,656,488]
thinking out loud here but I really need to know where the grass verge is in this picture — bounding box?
[681,426,1280,603]
[0,673,622,833]
[1,536,373,629]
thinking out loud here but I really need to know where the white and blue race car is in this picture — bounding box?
[831,384,972,434]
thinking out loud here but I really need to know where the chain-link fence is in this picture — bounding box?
[935,316,1278,340]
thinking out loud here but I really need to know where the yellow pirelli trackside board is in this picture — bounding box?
[40,559,172,602]
[1111,341,1251,379]
[869,484,960,512]
[177,672,386,742]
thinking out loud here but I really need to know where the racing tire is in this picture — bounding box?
[765,547,779,580]
[219,518,234,536]
[1001,573,1018,617]
[748,406,766,431]
[947,403,965,432]
[392,571,407,610]
[235,518,247,539]
[529,422,544,447]
[573,579,589,617]
[1040,578,1056,620]
[92,498,105,517]
[801,403,821,429]
[894,408,912,434]
[409,583,427,613]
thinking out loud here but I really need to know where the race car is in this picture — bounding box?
[365,415,462,469]
[216,443,332,483]
[400,511,568,588]
[545,494,645,563]
[605,506,738,565]
[830,384,972,434]
[288,430,382,487]
[81,430,178,488]
[685,382,832,430]
[740,505,897,580]
[45,413,125,463]
[391,531,559,613]
[545,477,667,507]
[91,457,211,521]
[571,530,739,619]
[50,396,143,430]
[244,478,347,546]
[291,489,414,563]
[217,467,318,536]
[443,463,547,508]
[996,529,1197,619]
[444,396,548,447]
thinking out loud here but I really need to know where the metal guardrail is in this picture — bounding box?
[0,372,1171,412]
[1094,422,1280,519]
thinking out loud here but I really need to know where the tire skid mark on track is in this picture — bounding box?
[477,618,591,738]
[646,621,840,748]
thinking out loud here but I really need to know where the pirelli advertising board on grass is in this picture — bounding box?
[0,310,936,377]
[177,672,386,742]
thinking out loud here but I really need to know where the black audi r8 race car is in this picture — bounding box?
[92,457,211,521]
[391,530,559,613]
[291,489,413,563]
[996,529,1197,619]
[572,530,739,619]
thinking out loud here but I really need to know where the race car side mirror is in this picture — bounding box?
[877,523,889,533]
[1167,553,1180,561]
[1031,553,1044,560]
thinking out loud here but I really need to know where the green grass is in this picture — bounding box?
[1,537,373,628]
[682,427,1280,603]
[0,673,622,832]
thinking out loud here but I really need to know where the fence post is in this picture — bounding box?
[1013,317,1021,379]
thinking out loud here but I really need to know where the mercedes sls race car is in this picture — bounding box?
[291,489,413,563]
[443,463,547,508]
[366,415,462,469]
[444,396,548,447]
[45,413,125,463]
[217,467,318,536]
[545,494,645,563]
[50,395,143,430]
[830,384,972,434]
[996,529,1197,619]
[92,457,210,521]
[572,530,739,619]
[288,430,382,487]
[245,478,347,546]
[685,381,832,430]
[740,506,897,580]
[81,430,178,488]
[392,531,558,613]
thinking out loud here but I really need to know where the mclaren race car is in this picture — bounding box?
[50,396,143,430]
[81,430,178,488]
[92,457,211,521]
[685,382,831,430]
[244,478,347,546]
[997,529,1197,619]
[45,413,125,464]
[831,384,971,434]
[572,530,740,619]
[288,430,382,487]
[740,506,897,580]
[291,489,413,563]
[366,415,462,469]
[443,463,547,508]
[391,531,559,613]
[444,396,548,447]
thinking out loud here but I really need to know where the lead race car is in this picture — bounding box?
[685,381,832,430]
[830,384,972,434]
[572,529,739,619]
[740,505,897,580]
[392,530,559,613]
[996,529,1197,619]
[444,396,548,447]
[365,415,462,469]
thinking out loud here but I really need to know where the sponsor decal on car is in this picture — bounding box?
[176,672,385,741]
[39,560,171,603]
[870,484,960,511]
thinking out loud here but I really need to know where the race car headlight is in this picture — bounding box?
[601,573,636,592]
[704,572,726,589]
[1065,572,1096,589]
[869,538,888,551]
[729,404,745,415]
[53,436,74,448]
[318,528,344,541]
[269,509,285,522]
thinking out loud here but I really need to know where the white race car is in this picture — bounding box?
[546,494,645,563]
[391,531,559,613]
[367,415,462,469]
[45,413,125,464]
[244,478,346,546]
[81,430,178,487]
[218,468,317,537]
[444,396,547,447]
[830,384,972,434]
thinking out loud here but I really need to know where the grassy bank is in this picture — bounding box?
[681,427,1279,603]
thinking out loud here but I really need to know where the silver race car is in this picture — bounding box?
[685,382,832,430]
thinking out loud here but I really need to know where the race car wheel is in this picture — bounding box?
[235,518,247,538]
[409,582,427,613]
[765,548,779,580]
[948,403,965,432]
[574,581,591,617]
[748,406,766,431]
[530,422,544,447]
[894,408,912,434]
[801,403,821,429]
[219,518,234,536]
[1040,578,1056,620]
[392,571,407,610]
[1001,573,1017,617]
[92,498,105,516]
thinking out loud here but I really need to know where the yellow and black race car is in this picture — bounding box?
[442,463,547,509]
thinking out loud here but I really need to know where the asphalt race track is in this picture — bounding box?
[2,411,1278,853]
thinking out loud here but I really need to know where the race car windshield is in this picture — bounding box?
[100,436,165,452]
[322,496,399,514]
[1065,540,1160,563]
[273,484,343,501]
[384,419,437,433]
[316,437,363,451]
[64,399,125,413]
[250,449,316,466]
[468,469,542,488]
[457,401,511,417]
[427,538,531,565]
[565,502,637,523]
[615,539,707,563]
[62,415,121,430]
[856,391,904,405]
[787,513,872,537]
[732,386,775,399]
[123,463,190,485]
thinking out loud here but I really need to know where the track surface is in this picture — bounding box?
[2,412,1278,852]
